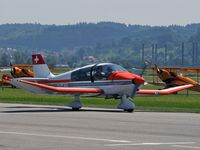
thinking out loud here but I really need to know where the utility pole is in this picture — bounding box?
[196,42,198,65]
[155,44,157,64]
[165,44,167,65]
[192,42,195,66]
[152,44,155,63]
[181,42,184,66]
[142,43,144,63]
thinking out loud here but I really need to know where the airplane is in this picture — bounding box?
[154,65,200,92]
[11,54,193,112]
[0,64,34,77]
[0,64,34,87]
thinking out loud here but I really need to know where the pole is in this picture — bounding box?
[181,42,184,66]
[192,42,195,66]
[155,44,157,64]
[165,44,167,65]
[142,43,144,63]
[152,44,154,63]
[196,42,198,65]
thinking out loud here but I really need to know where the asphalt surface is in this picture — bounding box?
[0,103,200,150]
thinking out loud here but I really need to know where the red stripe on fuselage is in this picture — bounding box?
[20,80,103,93]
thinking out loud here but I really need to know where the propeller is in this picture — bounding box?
[10,62,15,76]
[154,64,162,74]
[130,60,151,99]
[139,60,151,77]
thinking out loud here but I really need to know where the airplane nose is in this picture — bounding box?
[108,72,145,85]
[132,76,145,85]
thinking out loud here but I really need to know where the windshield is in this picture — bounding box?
[92,64,127,80]
[105,64,127,72]
[71,63,128,81]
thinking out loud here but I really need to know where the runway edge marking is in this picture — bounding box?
[0,131,131,143]
[105,142,196,146]
[172,145,200,149]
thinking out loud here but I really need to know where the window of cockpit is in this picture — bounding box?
[71,67,91,81]
[93,65,113,80]
[108,64,127,72]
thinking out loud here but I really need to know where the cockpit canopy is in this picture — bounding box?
[71,63,127,81]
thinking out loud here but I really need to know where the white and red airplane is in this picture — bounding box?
[11,54,193,112]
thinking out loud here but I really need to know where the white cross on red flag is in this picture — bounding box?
[32,54,45,65]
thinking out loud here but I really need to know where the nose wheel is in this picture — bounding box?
[118,94,135,112]
[124,109,134,112]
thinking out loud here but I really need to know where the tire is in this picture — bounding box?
[72,108,80,111]
[124,109,134,113]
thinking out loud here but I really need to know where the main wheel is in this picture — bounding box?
[72,108,80,111]
[124,109,134,113]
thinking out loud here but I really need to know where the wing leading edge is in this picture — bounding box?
[20,80,104,93]
[137,84,193,95]
[19,80,192,95]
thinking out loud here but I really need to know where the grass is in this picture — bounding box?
[0,69,199,113]
[0,88,118,108]
[135,95,200,113]
[0,87,200,113]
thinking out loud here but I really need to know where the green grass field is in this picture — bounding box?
[0,87,199,113]
[0,68,199,113]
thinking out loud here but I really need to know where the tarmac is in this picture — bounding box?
[0,103,200,150]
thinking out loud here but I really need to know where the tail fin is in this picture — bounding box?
[32,54,54,78]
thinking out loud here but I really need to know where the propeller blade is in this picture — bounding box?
[139,60,151,77]
[154,64,160,73]
[10,62,14,76]
[10,67,15,76]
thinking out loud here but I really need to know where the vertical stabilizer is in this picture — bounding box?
[32,54,54,78]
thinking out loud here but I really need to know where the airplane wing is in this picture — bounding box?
[20,80,104,93]
[0,68,11,73]
[137,84,193,95]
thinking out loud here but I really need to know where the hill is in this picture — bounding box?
[0,22,200,68]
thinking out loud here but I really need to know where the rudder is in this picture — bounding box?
[32,54,54,78]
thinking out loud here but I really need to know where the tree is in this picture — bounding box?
[0,52,10,66]
[46,55,57,67]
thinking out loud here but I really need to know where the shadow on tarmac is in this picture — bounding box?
[0,105,125,113]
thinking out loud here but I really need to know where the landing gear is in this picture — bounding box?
[72,107,80,111]
[124,109,134,112]
[65,95,82,111]
[118,94,135,112]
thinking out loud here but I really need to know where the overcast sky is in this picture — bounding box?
[0,0,200,26]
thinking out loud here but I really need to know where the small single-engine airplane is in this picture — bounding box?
[11,54,193,112]
[0,64,33,76]
[154,65,200,92]
[0,64,34,87]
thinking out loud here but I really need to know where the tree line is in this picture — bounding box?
[0,22,200,68]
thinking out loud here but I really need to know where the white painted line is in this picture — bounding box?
[173,145,200,149]
[0,131,130,143]
[105,142,195,147]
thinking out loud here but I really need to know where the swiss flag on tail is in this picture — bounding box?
[32,54,46,65]
[32,53,54,78]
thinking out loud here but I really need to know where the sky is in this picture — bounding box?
[0,0,200,26]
